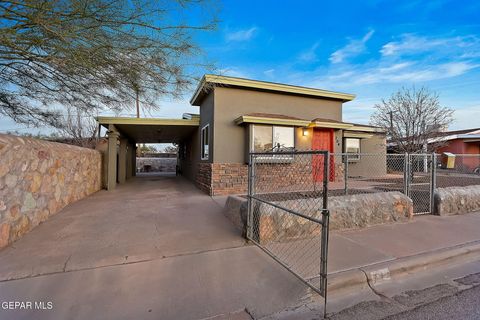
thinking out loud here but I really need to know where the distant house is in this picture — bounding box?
[434,128,480,173]
[98,75,386,194]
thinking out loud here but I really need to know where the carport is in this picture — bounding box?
[97,116,199,190]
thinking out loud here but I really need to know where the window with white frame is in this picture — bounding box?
[201,124,209,160]
[344,138,361,160]
[251,125,295,160]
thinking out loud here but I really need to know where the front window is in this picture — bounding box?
[252,125,295,152]
[344,138,360,160]
[201,124,209,160]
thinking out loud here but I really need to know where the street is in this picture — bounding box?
[385,285,480,320]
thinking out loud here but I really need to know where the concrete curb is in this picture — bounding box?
[328,240,480,295]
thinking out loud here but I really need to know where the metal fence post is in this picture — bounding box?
[247,153,254,240]
[320,151,330,319]
[403,153,409,196]
[344,153,349,195]
[430,153,437,214]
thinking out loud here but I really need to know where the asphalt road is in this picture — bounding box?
[384,285,480,320]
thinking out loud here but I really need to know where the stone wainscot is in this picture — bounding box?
[224,191,413,243]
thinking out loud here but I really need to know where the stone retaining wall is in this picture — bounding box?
[0,134,102,249]
[223,191,413,243]
[136,157,176,172]
[434,186,480,216]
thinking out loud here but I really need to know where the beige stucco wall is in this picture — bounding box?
[0,134,102,249]
[347,134,387,177]
[213,87,344,163]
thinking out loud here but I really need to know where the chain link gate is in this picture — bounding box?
[406,154,435,215]
[247,150,330,318]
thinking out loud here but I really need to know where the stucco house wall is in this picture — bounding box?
[213,86,343,164]
[347,134,388,177]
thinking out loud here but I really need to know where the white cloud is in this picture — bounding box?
[329,30,374,63]
[225,27,258,42]
[263,69,275,77]
[451,105,480,130]
[355,61,479,85]
[218,67,250,78]
[380,34,480,57]
[298,42,320,62]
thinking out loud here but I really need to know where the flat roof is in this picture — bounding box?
[97,117,199,143]
[190,74,356,105]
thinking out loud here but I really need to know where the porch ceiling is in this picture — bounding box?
[97,117,199,143]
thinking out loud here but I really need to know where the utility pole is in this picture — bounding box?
[136,88,140,118]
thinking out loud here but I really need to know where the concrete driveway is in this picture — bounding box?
[0,174,313,320]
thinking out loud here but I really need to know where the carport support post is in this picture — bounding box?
[132,145,137,176]
[118,139,127,184]
[107,130,120,190]
[126,143,133,180]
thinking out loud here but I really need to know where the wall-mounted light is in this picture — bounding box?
[302,128,309,136]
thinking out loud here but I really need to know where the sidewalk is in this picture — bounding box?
[329,211,480,274]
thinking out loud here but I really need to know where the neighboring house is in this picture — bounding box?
[98,75,386,194]
[434,128,480,173]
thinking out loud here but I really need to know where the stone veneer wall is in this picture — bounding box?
[434,185,480,216]
[0,134,102,249]
[195,163,212,194]
[136,157,177,173]
[223,191,413,244]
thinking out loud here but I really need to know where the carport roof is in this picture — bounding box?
[97,116,199,143]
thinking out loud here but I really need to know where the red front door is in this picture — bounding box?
[312,128,334,182]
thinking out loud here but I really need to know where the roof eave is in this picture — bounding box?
[234,115,311,127]
[190,74,356,105]
[96,117,200,126]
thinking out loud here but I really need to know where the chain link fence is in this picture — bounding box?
[436,153,480,188]
[247,150,330,316]
[326,153,480,214]
[246,150,479,317]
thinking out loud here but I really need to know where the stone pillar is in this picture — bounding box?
[118,139,127,184]
[126,143,133,180]
[107,130,119,190]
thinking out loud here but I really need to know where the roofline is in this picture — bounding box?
[234,115,311,127]
[234,115,384,133]
[310,120,384,132]
[190,74,356,105]
[96,117,200,126]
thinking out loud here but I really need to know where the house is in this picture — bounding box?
[97,75,386,194]
[434,128,480,172]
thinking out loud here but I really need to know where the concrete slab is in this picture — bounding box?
[0,246,311,320]
[0,175,245,280]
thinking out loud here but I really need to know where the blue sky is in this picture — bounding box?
[1,0,480,134]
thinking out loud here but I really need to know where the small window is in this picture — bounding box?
[201,124,209,160]
[344,138,360,161]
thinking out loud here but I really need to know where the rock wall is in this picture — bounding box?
[224,191,413,244]
[434,186,480,216]
[0,134,102,249]
[136,157,177,172]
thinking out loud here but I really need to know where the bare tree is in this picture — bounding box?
[371,86,454,153]
[0,0,217,127]
[164,144,179,153]
[56,108,98,148]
